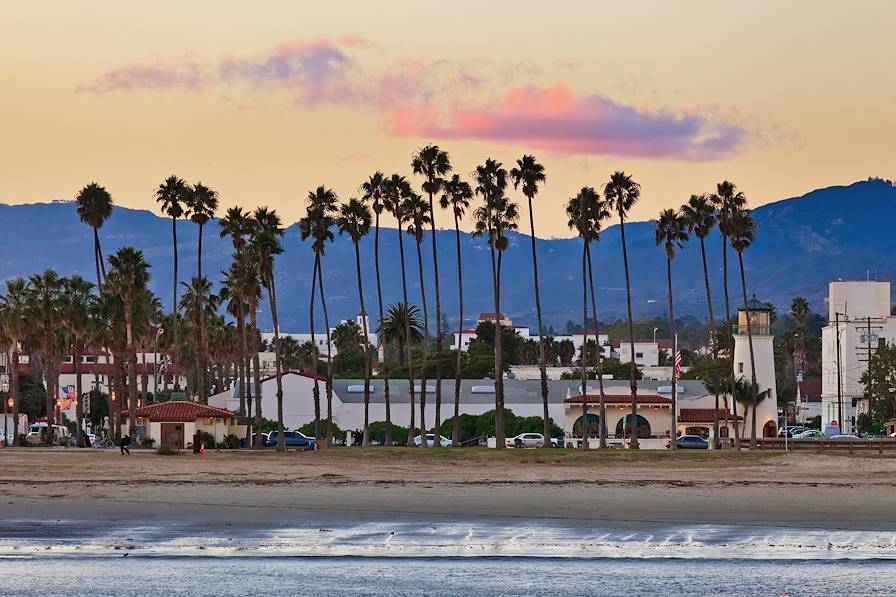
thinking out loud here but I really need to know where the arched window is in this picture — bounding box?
[573,414,601,438]
[762,420,777,438]
[615,415,651,439]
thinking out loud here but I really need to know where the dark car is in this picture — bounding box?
[675,435,709,449]
[266,431,315,449]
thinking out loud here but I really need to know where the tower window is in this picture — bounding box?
[738,362,744,374]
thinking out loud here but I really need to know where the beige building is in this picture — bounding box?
[121,401,245,448]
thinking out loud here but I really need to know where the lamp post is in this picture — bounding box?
[152,327,164,400]
[1,375,9,447]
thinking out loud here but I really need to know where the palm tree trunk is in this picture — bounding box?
[310,256,321,442]
[250,307,263,448]
[722,236,740,449]
[11,343,20,441]
[579,241,589,450]
[353,241,372,446]
[396,223,417,447]
[172,217,181,392]
[427,194,444,448]
[236,305,247,416]
[373,213,392,445]
[738,251,759,448]
[92,228,104,291]
[317,261,335,448]
[666,255,677,450]
[268,276,285,451]
[699,237,722,448]
[140,342,148,402]
[74,342,85,447]
[619,216,639,449]
[414,239,429,446]
[493,245,506,448]
[526,194,551,448]
[128,346,139,444]
[197,223,207,403]
[451,211,464,446]
[585,244,608,448]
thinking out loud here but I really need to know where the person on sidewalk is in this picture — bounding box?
[120,434,131,456]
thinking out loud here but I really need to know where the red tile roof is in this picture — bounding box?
[478,312,508,321]
[678,408,742,422]
[564,394,671,404]
[121,401,237,422]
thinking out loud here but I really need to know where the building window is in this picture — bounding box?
[63,356,73,364]
[83,355,96,363]
[738,362,744,374]
[635,352,644,359]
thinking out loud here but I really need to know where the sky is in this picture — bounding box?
[2,0,894,237]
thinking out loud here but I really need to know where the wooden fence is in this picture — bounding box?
[738,438,896,454]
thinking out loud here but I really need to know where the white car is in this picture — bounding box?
[506,433,559,448]
[414,434,452,448]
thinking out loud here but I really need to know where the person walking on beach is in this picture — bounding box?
[120,434,131,456]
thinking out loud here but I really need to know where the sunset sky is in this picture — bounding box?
[2,0,894,237]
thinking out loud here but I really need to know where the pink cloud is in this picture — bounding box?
[77,61,203,93]
[389,82,746,160]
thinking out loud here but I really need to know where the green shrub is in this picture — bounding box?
[200,431,216,449]
[142,437,156,448]
[217,434,240,449]
[156,445,179,456]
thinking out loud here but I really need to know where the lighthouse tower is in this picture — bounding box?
[732,296,779,438]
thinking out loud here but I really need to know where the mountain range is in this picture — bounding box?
[2,178,894,332]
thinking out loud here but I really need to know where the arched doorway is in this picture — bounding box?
[762,420,777,438]
[615,414,651,439]
[573,414,601,438]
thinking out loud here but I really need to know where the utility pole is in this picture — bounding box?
[835,311,843,432]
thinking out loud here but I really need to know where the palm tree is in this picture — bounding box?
[155,175,190,392]
[412,145,451,447]
[250,207,285,448]
[219,207,254,418]
[75,182,113,291]
[361,172,393,445]
[790,296,810,378]
[1,279,30,440]
[566,187,611,448]
[603,171,642,448]
[404,191,433,445]
[384,174,419,446]
[729,207,760,448]
[510,155,551,446]
[106,248,151,436]
[681,194,722,446]
[28,269,63,442]
[185,182,218,402]
[337,197,374,445]
[378,303,424,365]
[473,159,518,447]
[439,174,472,446]
[299,188,338,447]
[655,209,689,449]
[60,276,96,446]
[711,181,747,449]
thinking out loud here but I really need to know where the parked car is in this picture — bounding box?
[506,433,559,448]
[674,435,709,449]
[266,431,315,449]
[414,434,452,448]
[829,434,860,440]
[779,426,806,438]
[242,432,270,448]
[793,429,824,440]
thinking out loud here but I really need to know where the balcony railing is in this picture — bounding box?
[732,324,770,336]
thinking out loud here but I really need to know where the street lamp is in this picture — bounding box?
[152,326,164,400]
[1,375,9,447]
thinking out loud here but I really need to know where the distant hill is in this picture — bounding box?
[2,178,894,331]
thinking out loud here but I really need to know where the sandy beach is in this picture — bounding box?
[2,448,895,533]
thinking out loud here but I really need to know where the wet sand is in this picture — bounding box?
[2,448,895,532]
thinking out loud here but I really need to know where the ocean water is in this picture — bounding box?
[2,520,896,595]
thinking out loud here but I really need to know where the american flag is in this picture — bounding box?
[673,350,682,380]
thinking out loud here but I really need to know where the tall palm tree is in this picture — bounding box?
[383,174,419,446]
[361,172,393,445]
[250,207,285,448]
[655,209,689,449]
[60,276,96,447]
[75,182,113,291]
[336,197,374,446]
[29,269,63,442]
[790,296,810,378]
[1,279,30,440]
[681,194,723,446]
[439,174,472,446]
[566,187,611,448]
[510,155,550,446]
[412,144,451,447]
[377,303,424,365]
[219,207,254,417]
[711,181,747,449]
[404,191,432,446]
[729,207,759,448]
[185,182,218,402]
[603,171,642,448]
[473,159,517,447]
[106,248,150,436]
[155,175,190,392]
[300,187,338,447]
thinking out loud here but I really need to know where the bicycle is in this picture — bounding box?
[94,437,115,449]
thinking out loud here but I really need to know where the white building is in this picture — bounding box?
[451,313,609,359]
[616,340,664,368]
[821,280,895,434]
[731,297,780,438]
[261,312,377,359]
